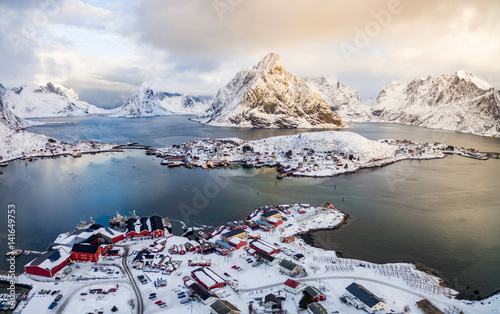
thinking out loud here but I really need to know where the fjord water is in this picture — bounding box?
[1,116,499,298]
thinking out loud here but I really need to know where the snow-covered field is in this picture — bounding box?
[10,203,500,313]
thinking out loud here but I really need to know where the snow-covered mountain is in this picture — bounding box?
[305,77,371,122]
[109,88,173,118]
[194,53,347,129]
[157,92,212,115]
[110,89,212,117]
[1,82,110,118]
[0,85,31,129]
[0,91,51,157]
[371,71,500,137]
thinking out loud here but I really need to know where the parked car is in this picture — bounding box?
[48,301,58,310]
[55,294,62,301]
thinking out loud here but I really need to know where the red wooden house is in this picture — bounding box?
[25,248,71,278]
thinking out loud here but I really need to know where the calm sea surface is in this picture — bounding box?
[1,116,499,299]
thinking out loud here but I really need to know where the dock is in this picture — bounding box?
[5,249,43,257]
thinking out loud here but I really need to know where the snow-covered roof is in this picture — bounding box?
[193,269,217,288]
[251,240,278,254]
[26,247,71,270]
[53,229,96,247]
[228,238,246,245]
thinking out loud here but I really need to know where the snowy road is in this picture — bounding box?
[121,246,144,314]
[239,275,467,313]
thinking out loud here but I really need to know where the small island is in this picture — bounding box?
[153,131,488,178]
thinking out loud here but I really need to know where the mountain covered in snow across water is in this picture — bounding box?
[109,88,172,118]
[110,89,212,117]
[305,77,371,122]
[157,92,212,115]
[371,71,500,137]
[0,82,110,118]
[194,53,348,129]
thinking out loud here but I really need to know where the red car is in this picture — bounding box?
[231,265,237,269]
[155,300,162,305]
[224,272,230,277]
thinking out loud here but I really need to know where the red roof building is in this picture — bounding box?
[228,238,247,249]
[71,244,112,262]
[284,279,303,294]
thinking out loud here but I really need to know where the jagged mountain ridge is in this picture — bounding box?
[194,53,347,129]
[371,71,500,137]
[0,90,51,157]
[157,92,212,115]
[110,89,212,117]
[109,88,173,118]
[1,82,110,118]
[304,77,371,122]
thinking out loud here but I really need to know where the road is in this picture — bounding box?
[239,275,466,312]
[121,246,144,314]
[54,246,142,314]
[56,280,129,314]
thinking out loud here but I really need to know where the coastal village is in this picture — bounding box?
[151,131,488,178]
[4,203,499,313]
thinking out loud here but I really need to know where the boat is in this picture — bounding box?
[0,162,8,167]
[162,217,173,233]
[76,217,95,229]
[161,160,185,167]
[6,249,23,257]
[72,151,82,158]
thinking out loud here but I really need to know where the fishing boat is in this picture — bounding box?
[76,217,95,229]
[5,249,23,257]
[0,162,8,167]
[72,151,82,158]
[162,217,173,233]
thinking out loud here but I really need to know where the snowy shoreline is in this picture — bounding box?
[7,203,499,313]
[153,131,487,178]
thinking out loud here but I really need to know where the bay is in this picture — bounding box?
[1,116,499,299]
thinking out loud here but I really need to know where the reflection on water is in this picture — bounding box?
[0,116,498,299]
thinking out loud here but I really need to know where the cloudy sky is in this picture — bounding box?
[1,0,499,108]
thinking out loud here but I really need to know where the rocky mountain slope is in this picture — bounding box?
[1,82,110,118]
[0,91,50,157]
[371,71,500,137]
[194,53,347,129]
[305,77,371,122]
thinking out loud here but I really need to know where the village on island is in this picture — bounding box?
[4,201,499,314]
[152,131,489,178]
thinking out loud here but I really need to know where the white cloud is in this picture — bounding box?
[0,0,499,106]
